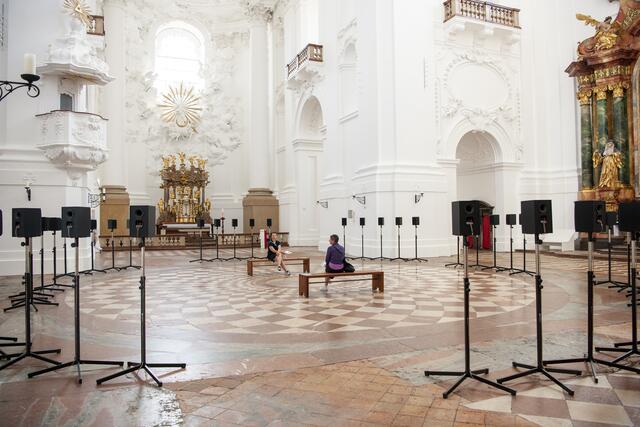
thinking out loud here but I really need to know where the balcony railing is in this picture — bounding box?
[444,0,520,28]
[287,44,323,79]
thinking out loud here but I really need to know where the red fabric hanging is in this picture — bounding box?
[466,235,474,248]
[482,215,491,249]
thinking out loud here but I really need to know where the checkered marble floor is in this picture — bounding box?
[465,372,640,426]
[69,262,536,335]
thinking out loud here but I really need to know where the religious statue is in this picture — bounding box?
[593,140,623,189]
[577,14,622,52]
[157,198,165,213]
[198,158,207,170]
[178,152,186,166]
[161,156,171,170]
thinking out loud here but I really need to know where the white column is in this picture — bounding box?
[248,5,272,190]
[101,0,126,187]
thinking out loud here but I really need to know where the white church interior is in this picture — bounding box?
[0,0,639,425]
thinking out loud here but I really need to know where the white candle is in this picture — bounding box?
[23,53,36,75]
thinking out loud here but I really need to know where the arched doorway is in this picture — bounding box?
[456,131,499,250]
[292,96,325,246]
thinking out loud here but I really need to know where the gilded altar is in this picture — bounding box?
[568,0,640,209]
[157,153,213,224]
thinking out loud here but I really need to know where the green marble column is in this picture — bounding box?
[580,101,594,189]
[595,93,609,186]
[612,89,630,186]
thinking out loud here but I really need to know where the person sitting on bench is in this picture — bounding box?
[267,232,290,276]
[325,234,345,285]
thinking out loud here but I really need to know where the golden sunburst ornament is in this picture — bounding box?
[63,0,92,29]
[159,83,202,130]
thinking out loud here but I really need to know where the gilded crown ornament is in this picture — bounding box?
[158,83,202,131]
[63,0,93,29]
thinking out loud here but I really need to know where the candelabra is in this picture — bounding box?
[0,74,41,102]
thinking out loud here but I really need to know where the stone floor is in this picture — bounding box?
[0,246,637,426]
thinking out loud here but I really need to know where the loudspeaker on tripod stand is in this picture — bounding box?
[395,217,402,226]
[521,200,553,235]
[232,219,238,228]
[214,219,221,228]
[412,217,419,226]
[129,206,156,238]
[61,207,91,238]
[360,218,365,226]
[506,214,516,226]
[249,219,255,228]
[13,208,42,238]
[378,217,384,226]
[451,201,480,236]
[107,219,117,231]
[342,218,347,227]
[575,201,606,233]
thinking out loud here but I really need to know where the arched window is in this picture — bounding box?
[154,21,205,97]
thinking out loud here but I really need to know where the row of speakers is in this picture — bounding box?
[11,206,155,239]
[201,218,273,228]
[452,199,640,237]
[342,217,422,227]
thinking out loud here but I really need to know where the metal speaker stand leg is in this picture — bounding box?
[189,229,208,263]
[510,237,535,277]
[55,240,73,280]
[104,231,120,272]
[497,226,516,273]
[119,239,141,270]
[206,228,223,262]
[498,236,581,395]
[482,225,500,271]
[82,232,107,275]
[596,228,626,288]
[97,239,185,387]
[45,232,73,290]
[425,238,516,398]
[445,236,463,268]
[0,238,61,372]
[595,234,640,363]
[372,225,391,261]
[409,224,428,262]
[0,336,25,360]
[544,234,640,382]
[29,237,124,383]
[391,225,410,262]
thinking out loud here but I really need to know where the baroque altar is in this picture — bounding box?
[567,0,640,209]
[157,152,213,224]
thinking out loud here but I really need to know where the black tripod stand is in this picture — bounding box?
[55,239,74,280]
[118,239,141,270]
[497,225,516,273]
[0,336,23,360]
[207,225,223,262]
[445,237,463,268]
[391,222,409,262]
[482,224,500,271]
[595,232,640,365]
[42,229,73,290]
[104,229,119,272]
[224,224,244,261]
[469,236,490,268]
[543,232,640,383]
[498,235,581,395]
[36,234,64,294]
[595,227,627,288]
[510,236,535,277]
[82,229,107,275]
[425,234,516,398]
[29,237,124,383]
[0,237,61,372]
[373,223,390,261]
[97,237,186,387]
[189,227,209,263]
[410,223,428,262]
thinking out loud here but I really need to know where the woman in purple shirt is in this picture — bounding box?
[325,234,345,285]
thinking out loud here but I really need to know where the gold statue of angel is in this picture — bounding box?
[198,158,207,170]
[593,140,623,189]
[178,152,186,167]
[577,14,621,51]
[157,198,165,213]
[204,198,211,213]
[161,156,171,170]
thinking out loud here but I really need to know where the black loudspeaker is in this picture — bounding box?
[360,218,365,226]
[506,214,517,226]
[266,218,272,227]
[451,201,480,236]
[214,219,221,228]
[249,219,255,228]
[342,218,347,226]
[129,205,156,238]
[61,207,91,238]
[108,219,117,230]
[0,210,2,236]
[42,217,61,232]
[606,212,617,228]
[412,217,419,226]
[232,219,238,228]
[197,218,205,228]
[90,219,97,231]
[518,214,522,225]
[618,201,640,232]
[395,217,403,226]
[12,208,42,238]
[490,215,500,226]
[521,200,553,235]
[574,201,606,233]
[378,217,384,226]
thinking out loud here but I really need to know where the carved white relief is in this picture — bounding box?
[39,12,113,85]
[37,111,109,176]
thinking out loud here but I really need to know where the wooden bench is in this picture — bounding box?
[298,271,384,298]
[247,257,310,276]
